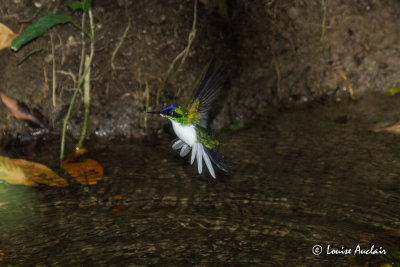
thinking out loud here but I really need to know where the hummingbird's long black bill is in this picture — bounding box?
[146,111,160,114]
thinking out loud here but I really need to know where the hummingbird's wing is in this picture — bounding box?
[185,60,226,127]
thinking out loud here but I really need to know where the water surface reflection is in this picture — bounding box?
[1,95,399,265]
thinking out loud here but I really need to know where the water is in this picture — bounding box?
[0,94,399,266]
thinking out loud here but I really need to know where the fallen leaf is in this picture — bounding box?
[0,155,68,187]
[63,152,103,185]
[13,159,68,187]
[371,121,400,134]
[385,87,400,97]
[1,94,49,129]
[0,23,18,50]
[111,204,126,214]
[109,195,126,217]
[66,148,88,162]
[1,93,32,121]
[0,156,36,186]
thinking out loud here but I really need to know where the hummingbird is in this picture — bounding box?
[148,60,228,178]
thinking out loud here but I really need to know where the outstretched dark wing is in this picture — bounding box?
[203,146,228,173]
[191,60,226,127]
[189,141,228,179]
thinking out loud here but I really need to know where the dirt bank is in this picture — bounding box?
[1,0,400,141]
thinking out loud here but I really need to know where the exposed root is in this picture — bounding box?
[111,0,131,76]
[50,31,56,107]
[156,0,198,106]
[60,9,95,166]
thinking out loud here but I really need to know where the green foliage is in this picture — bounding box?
[385,87,400,97]
[10,0,93,51]
[220,122,247,135]
[11,14,72,51]
[392,251,400,260]
[68,0,92,12]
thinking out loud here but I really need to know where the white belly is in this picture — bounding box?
[170,120,197,147]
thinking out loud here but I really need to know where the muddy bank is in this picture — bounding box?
[1,1,400,141]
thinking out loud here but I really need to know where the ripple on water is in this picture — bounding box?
[0,95,399,265]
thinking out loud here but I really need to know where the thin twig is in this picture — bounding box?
[111,0,131,76]
[272,44,281,101]
[77,9,95,149]
[16,48,43,66]
[77,55,91,148]
[50,31,56,107]
[55,30,66,65]
[57,70,76,100]
[78,13,86,82]
[60,9,95,166]
[18,4,43,24]
[156,0,198,106]
[270,2,282,102]
[60,88,78,165]
[57,70,76,86]
[321,0,328,41]
[111,23,130,75]
[176,0,197,72]
[144,81,150,131]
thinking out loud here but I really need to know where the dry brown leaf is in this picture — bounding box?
[0,23,18,50]
[109,195,126,216]
[1,94,49,128]
[63,157,103,185]
[0,155,37,186]
[0,154,68,187]
[66,148,88,162]
[12,159,69,187]
[111,196,126,213]
[1,94,31,121]
[111,204,127,214]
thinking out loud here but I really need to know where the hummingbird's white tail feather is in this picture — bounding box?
[172,137,225,179]
[201,145,216,178]
[172,139,184,150]
[180,144,191,157]
[196,143,203,174]
[190,143,197,164]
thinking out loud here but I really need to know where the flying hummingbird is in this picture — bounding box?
[148,60,228,178]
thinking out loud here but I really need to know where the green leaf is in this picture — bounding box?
[11,14,72,51]
[82,0,92,11]
[220,122,248,136]
[392,251,400,260]
[385,87,400,97]
[68,0,92,12]
[67,1,84,12]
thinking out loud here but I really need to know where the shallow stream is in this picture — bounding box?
[1,94,399,265]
